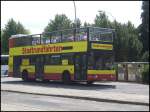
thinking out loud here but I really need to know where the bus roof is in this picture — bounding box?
[9,34,41,39]
[1,55,9,57]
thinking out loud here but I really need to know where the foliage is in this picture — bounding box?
[94,11,143,62]
[142,64,149,84]
[94,11,111,28]
[1,18,30,54]
[72,18,81,28]
[141,51,149,62]
[1,29,3,36]
[83,22,91,27]
[138,1,149,61]
[44,14,72,32]
[139,1,149,52]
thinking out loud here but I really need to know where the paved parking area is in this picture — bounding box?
[1,77,149,105]
[1,77,149,96]
[2,91,149,111]
[94,81,149,96]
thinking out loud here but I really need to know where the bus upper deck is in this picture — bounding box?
[9,27,115,48]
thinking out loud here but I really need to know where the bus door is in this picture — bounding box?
[74,54,87,80]
[35,55,44,80]
[13,56,22,77]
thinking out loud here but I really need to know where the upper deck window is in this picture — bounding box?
[32,35,41,45]
[62,29,74,42]
[89,27,114,42]
[14,36,33,47]
[75,28,87,41]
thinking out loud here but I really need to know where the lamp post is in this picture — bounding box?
[73,1,77,29]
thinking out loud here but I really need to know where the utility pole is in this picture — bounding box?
[73,1,77,29]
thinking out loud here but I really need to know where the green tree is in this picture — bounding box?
[126,21,143,61]
[94,11,142,62]
[1,29,3,36]
[1,18,29,54]
[113,21,143,62]
[138,1,149,61]
[44,14,72,32]
[94,11,111,28]
[83,21,91,27]
[72,18,81,28]
[141,51,149,61]
[1,29,4,53]
[16,22,30,34]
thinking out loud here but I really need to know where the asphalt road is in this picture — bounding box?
[1,91,149,111]
[1,77,149,96]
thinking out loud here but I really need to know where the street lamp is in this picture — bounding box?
[73,1,77,29]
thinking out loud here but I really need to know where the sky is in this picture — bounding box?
[1,1,142,34]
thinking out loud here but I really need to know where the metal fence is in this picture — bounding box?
[115,62,149,82]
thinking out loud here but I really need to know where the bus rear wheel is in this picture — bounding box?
[22,70,29,81]
[62,71,71,84]
[87,81,94,85]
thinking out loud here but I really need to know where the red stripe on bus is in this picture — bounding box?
[9,38,15,48]
[87,74,116,81]
[70,75,74,80]
[8,72,74,81]
[28,73,36,79]
[44,73,74,81]
[44,73,61,80]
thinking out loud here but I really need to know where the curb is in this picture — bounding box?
[1,89,149,106]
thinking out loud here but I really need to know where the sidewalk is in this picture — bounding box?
[1,80,149,106]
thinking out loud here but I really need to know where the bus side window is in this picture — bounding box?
[88,53,95,69]
[61,54,73,65]
[22,58,29,66]
[30,56,36,65]
[45,55,51,65]
[50,55,61,65]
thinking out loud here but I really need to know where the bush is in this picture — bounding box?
[141,51,149,62]
[142,64,149,84]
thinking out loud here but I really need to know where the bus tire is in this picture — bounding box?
[87,81,94,85]
[62,71,71,84]
[22,70,29,81]
[42,79,49,82]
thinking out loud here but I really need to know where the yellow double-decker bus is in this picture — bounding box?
[8,27,116,84]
